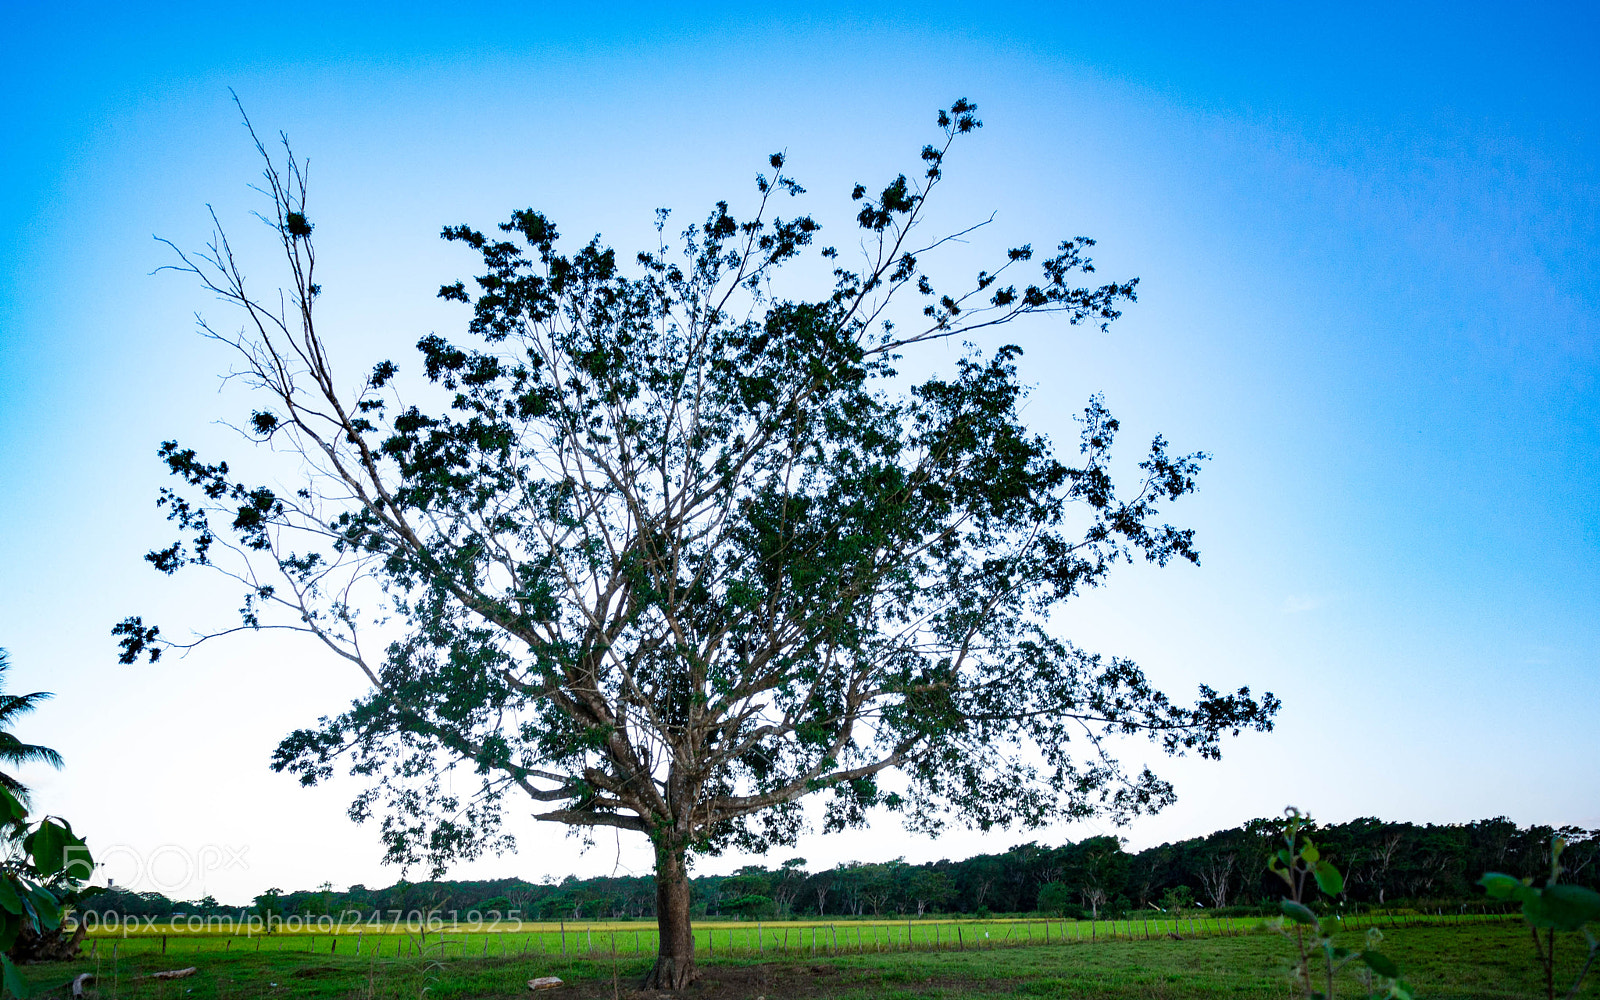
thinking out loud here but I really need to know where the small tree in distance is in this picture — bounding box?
[118,97,1278,988]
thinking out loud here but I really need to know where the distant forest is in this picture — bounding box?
[95,815,1597,921]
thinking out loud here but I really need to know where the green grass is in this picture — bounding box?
[69,910,1507,961]
[22,918,1587,999]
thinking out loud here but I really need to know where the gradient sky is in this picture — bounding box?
[2,1,1596,905]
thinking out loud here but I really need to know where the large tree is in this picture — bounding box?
[118,99,1277,987]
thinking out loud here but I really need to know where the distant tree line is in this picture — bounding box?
[90,815,1597,921]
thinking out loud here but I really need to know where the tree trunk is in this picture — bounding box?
[10,922,86,963]
[643,836,695,989]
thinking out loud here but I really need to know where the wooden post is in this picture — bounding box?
[357,930,363,957]
[559,921,566,956]
[956,926,963,950]
[757,920,762,956]
[162,935,168,955]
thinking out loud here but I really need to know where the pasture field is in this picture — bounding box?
[69,910,1510,961]
[21,916,1575,999]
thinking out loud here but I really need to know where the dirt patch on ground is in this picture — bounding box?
[542,962,1002,1000]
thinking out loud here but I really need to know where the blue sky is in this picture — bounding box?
[1,1,1596,903]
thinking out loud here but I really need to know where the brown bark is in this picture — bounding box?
[10,922,86,963]
[642,835,696,989]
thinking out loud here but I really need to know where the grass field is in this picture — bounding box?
[22,915,1589,998]
[69,910,1513,961]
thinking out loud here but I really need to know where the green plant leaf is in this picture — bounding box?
[23,889,57,932]
[1525,884,1600,932]
[1312,859,1344,897]
[1546,884,1600,921]
[1479,872,1532,902]
[0,953,27,999]
[24,820,72,878]
[0,880,23,917]
[1281,899,1320,926]
[1301,840,1319,864]
[1361,949,1400,978]
[0,789,25,828]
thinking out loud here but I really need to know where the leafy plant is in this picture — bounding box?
[1271,807,1410,999]
[1160,885,1193,915]
[0,651,64,807]
[1480,834,1600,999]
[0,783,95,996]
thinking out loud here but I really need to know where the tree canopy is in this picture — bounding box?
[119,98,1277,986]
[0,651,64,808]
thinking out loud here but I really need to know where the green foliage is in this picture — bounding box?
[0,651,65,807]
[1037,882,1075,917]
[129,98,1279,983]
[0,651,98,992]
[1268,807,1411,1000]
[0,783,96,996]
[1160,885,1194,913]
[1480,834,1600,999]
